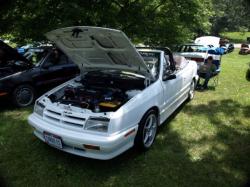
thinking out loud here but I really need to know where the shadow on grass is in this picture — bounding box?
[0,173,7,187]
[196,86,216,92]
[0,97,19,112]
[183,99,250,186]
[0,99,249,186]
[195,80,218,92]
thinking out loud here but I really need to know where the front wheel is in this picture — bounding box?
[187,80,195,101]
[135,110,158,151]
[12,84,35,107]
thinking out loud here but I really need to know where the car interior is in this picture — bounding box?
[173,55,188,70]
[41,50,71,68]
[140,52,160,79]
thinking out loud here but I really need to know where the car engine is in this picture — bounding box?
[48,70,146,112]
[51,85,127,112]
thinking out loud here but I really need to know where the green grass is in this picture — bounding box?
[0,50,250,187]
[221,32,250,43]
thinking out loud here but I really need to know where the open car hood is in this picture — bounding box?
[0,40,28,64]
[46,26,152,78]
[195,36,220,48]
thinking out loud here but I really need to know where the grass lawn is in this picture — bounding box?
[0,50,250,187]
[221,32,250,43]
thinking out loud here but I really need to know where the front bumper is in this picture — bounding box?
[28,113,138,160]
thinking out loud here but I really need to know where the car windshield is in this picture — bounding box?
[139,51,160,79]
[177,45,208,53]
[24,49,50,66]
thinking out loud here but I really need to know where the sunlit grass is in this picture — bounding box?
[221,32,250,43]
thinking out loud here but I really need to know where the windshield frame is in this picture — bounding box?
[138,50,161,80]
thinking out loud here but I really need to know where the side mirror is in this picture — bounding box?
[163,73,176,81]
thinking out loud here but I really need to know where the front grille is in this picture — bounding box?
[65,115,86,121]
[43,109,85,129]
[44,115,60,123]
[62,121,84,128]
[47,109,61,116]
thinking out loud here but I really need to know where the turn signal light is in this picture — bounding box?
[0,92,8,97]
[124,129,136,137]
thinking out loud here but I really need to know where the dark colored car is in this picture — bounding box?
[225,43,234,53]
[17,42,53,55]
[0,41,79,107]
[239,43,250,55]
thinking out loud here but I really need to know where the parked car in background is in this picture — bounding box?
[0,42,79,107]
[17,44,33,55]
[195,36,220,47]
[174,44,209,66]
[28,26,198,160]
[239,43,250,55]
[225,43,234,53]
[23,46,52,63]
[195,36,234,53]
[17,42,53,55]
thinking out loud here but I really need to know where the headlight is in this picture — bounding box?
[85,117,110,132]
[34,101,45,116]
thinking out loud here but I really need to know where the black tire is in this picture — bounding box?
[246,69,250,81]
[134,110,158,151]
[12,84,35,107]
[187,80,195,101]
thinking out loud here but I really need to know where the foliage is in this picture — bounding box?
[1,0,250,45]
[0,0,213,45]
[0,50,250,187]
[211,0,250,35]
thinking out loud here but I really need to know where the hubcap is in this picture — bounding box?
[189,81,195,99]
[16,87,33,106]
[143,114,157,148]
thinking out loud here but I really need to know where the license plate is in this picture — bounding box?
[43,132,63,149]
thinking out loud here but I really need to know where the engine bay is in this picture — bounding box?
[48,70,148,112]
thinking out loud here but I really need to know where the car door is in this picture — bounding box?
[61,59,80,80]
[174,56,192,94]
[160,56,183,119]
[180,63,193,94]
[33,51,79,90]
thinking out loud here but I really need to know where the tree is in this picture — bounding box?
[0,0,213,45]
[211,0,250,35]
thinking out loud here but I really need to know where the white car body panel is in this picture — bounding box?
[195,36,220,48]
[175,52,207,60]
[28,27,198,160]
[174,44,210,68]
[46,26,152,79]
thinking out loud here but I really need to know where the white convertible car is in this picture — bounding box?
[174,43,210,64]
[28,26,198,160]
